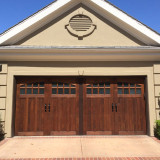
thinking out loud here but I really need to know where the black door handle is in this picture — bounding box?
[45,104,47,112]
[48,104,50,112]
[115,104,118,112]
[112,103,114,112]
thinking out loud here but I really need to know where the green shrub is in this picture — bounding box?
[0,116,5,141]
[154,120,160,140]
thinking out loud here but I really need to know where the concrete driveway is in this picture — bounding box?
[0,136,160,160]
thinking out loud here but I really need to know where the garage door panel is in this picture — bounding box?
[125,98,135,132]
[15,97,44,135]
[83,78,115,135]
[28,98,35,131]
[84,97,114,134]
[69,98,77,131]
[116,98,143,134]
[117,101,146,135]
[49,96,78,135]
[115,78,146,135]
[115,98,124,132]
[104,98,114,133]
[36,98,44,131]
[15,98,26,134]
[15,76,147,136]
[50,97,57,131]
[83,98,91,132]
[22,98,28,132]
[99,98,105,131]
[135,98,146,132]
[91,98,96,131]
[134,98,141,131]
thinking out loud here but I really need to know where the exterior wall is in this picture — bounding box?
[18,7,143,46]
[154,65,160,121]
[2,61,157,137]
[0,64,8,132]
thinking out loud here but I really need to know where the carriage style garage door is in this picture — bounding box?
[15,77,147,136]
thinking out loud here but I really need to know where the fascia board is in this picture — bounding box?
[0,45,160,61]
[87,0,160,45]
[0,51,160,61]
[0,0,78,45]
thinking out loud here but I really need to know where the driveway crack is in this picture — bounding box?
[80,137,83,157]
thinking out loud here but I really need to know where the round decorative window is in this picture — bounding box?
[70,15,93,32]
[65,14,97,40]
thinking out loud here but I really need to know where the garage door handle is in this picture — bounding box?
[48,104,50,112]
[112,103,114,112]
[45,104,47,112]
[115,104,117,112]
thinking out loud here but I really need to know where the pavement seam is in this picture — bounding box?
[80,137,84,157]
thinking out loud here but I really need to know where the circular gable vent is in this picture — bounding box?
[69,14,93,32]
[65,14,97,40]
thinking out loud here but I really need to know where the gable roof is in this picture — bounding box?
[0,0,160,46]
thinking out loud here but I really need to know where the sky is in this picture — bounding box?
[0,0,160,34]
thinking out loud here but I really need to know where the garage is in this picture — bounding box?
[15,76,147,136]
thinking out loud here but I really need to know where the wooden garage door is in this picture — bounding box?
[15,77,79,136]
[15,76,146,136]
[114,77,146,135]
[83,77,147,135]
[83,77,114,135]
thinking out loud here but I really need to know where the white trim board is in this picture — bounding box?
[0,0,160,46]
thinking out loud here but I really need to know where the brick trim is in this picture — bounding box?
[0,138,9,147]
[0,157,160,160]
[13,136,150,139]
[152,137,160,144]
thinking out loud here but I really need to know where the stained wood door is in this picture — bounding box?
[83,78,115,135]
[114,77,146,135]
[83,77,146,135]
[46,78,79,135]
[15,77,79,136]
[15,78,46,136]
[15,76,146,136]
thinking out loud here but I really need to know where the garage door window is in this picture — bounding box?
[86,82,110,95]
[52,82,76,95]
[118,82,142,95]
[20,82,44,95]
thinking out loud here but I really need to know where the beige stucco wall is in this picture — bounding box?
[154,65,160,120]
[0,64,8,126]
[18,7,143,46]
[1,61,157,137]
